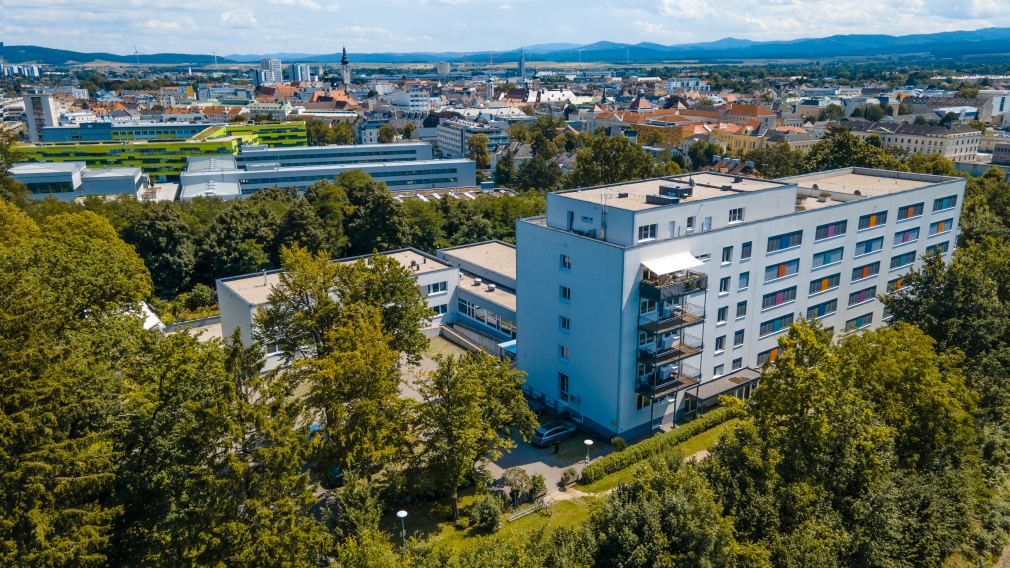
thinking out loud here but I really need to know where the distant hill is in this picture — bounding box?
[0,45,232,65]
[8,27,1010,66]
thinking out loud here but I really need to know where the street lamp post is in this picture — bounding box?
[583,439,594,464]
[396,510,408,545]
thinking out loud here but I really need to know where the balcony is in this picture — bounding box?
[640,270,708,301]
[638,333,703,365]
[639,302,704,334]
[636,363,702,398]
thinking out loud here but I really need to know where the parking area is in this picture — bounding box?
[488,412,613,494]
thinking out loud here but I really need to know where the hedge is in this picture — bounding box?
[579,406,741,484]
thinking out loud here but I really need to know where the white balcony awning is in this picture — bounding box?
[642,252,703,276]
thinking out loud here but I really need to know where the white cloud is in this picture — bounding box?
[268,0,324,10]
[220,9,257,27]
[142,19,180,31]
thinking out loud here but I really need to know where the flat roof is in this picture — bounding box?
[82,167,141,179]
[11,161,86,175]
[439,240,516,281]
[219,248,454,306]
[238,141,431,155]
[784,168,944,197]
[458,273,516,311]
[185,156,238,172]
[555,173,788,211]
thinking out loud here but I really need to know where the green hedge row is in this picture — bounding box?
[579,406,741,484]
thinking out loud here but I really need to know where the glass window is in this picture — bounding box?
[714,365,725,377]
[933,195,957,212]
[890,251,916,270]
[929,219,953,235]
[855,236,884,256]
[760,314,794,337]
[640,299,656,314]
[762,286,797,310]
[887,276,906,292]
[559,315,570,331]
[736,301,748,318]
[559,345,569,360]
[768,230,803,252]
[807,298,837,319]
[897,202,924,220]
[722,246,733,263]
[558,372,569,399]
[560,254,571,270]
[858,211,887,230]
[637,224,657,241]
[715,335,726,351]
[732,357,743,370]
[851,261,880,282]
[926,241,950,256]
[848,285,877,307]
[814,220,847,241]
[733,329,745,347]
[738,271,750,290]
[719,276,731,293]
[741,241,752,260]
[845,312,874,332]
[729,207,745,223]
[894,227,920,245]
[717,306,728,324]
[757,347,780,366]
[812,247,844,268]
[764,259,800,282]
[560,285,571,301]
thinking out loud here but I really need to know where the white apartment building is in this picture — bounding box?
[516,168,964,438]
[23,94,59,142]
[850,122,981,161]
[436,118,509,159]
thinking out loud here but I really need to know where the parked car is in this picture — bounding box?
[531,421,578,447]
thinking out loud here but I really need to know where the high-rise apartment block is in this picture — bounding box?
[516,168,964,438]
[23,94,59,142]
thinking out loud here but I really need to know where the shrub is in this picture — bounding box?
[501,467,532,504]
[183,283,217,311]
[530,473,546,498]
[579,406,741,484]
[560,468,579,487]
[467,494,503,531]
[610,436,628,451]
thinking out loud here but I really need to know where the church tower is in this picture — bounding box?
[340,47,351,91]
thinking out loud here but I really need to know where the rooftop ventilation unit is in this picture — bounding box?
[645,194,680,206]
[486,283,496,292]
[721,185,733,191]
[659,184,692,199]
[473,277,482,286]
[617,192,629,198]
[733,175,744,183]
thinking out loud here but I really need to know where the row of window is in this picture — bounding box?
[767,195,957,253]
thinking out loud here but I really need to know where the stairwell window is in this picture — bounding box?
[638,224,657,241]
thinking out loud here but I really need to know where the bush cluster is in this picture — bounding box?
[579,406,740,484]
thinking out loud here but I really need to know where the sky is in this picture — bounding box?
[5,0,1010,56]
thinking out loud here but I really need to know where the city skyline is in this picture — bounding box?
[6,0,1010,56]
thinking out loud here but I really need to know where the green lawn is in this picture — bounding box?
[579,418,739,493]
[383,417,738,551]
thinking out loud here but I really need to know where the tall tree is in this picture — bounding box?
[121,203,196,297]
[493,149,516,186]
[414,352,537,519]
[340,171,409,255]
[568,135,657,187]
[467,133,491,169]
[800,125,904,173]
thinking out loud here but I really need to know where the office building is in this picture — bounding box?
[290,63,312,82]
[179,155,476,199]
[436,62,451,77]
[260,58,283,82]
[23,94,59,142]
[10,161,150,201]
[849,121,981,161]
[235,141,433,168]
[40,122,213,143]
[516,168,964,438]
[16,123,307,180]
[436,118,509,159]
[993,142,1010,166]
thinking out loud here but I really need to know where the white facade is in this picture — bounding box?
[516,169,964,438]
[436,118,509,159]
[851,123,981,161]
[23,94,58,142]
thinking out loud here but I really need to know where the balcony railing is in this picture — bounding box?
[640,270,708,300]
[638,333,703,365]
[638,302,705,334]
[636,363,702,398]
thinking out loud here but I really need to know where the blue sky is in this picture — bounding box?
[5,0,1010,55]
